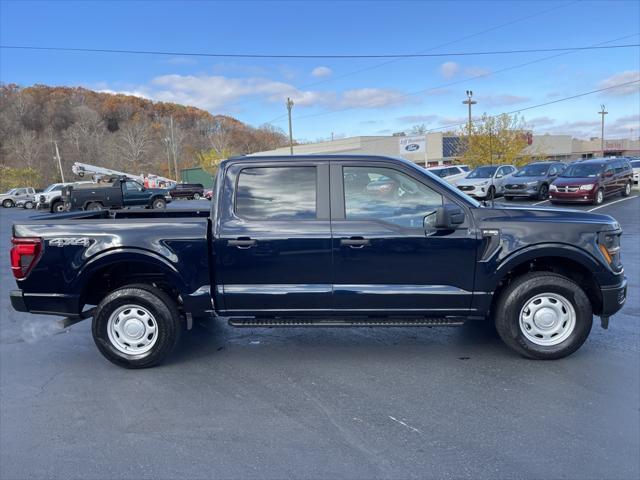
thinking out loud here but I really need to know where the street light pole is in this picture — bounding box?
[462,90,477,139]
[598,104,608,156]
[286,97,294,155]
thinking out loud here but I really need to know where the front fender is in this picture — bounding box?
[485,243,606,292]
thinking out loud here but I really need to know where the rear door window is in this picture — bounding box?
[236,166,317,220]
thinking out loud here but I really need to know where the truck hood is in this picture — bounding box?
[476,204,619,230]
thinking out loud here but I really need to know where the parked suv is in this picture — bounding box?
[456,164,516,199]
[426,165,469,185]
[1,187,36,208]
[549,157,633,205]
[169,183,205,200]
[504,161,565,200]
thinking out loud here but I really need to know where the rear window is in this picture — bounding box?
[631,160,640,168]
[236,167,317,220]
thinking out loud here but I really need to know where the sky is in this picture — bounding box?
[0,0,639,142]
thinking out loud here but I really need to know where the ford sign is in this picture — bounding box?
[405,143,420,152]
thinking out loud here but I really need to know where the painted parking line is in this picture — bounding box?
[588,195,640,212]
[532,200,550,206]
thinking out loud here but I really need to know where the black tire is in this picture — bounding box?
[486,186,496,200]
[24,201,35,209]
[494,272,592,360]
[538,184,549,200]
[51,201,65,213]
[152,198,166,209]
[593,189,604,205]
[86,202,103,211]
[2,199,14,208]
[92,284,181,368]
[193,192,201,200]
[504,195,514,201]
[622,181,631,197]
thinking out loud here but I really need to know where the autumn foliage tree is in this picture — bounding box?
[457,113,536,167]
[0,84,290,187]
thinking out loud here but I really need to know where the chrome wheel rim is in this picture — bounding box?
[625,183,631,194]
[596,190,603,204]
[107,304,158,355]
[519,293,576,346]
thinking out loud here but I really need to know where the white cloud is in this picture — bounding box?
[464,66,491,77]
[598,71,640,96]
[527,116,556,128]
[338,88,407,109]
[479,94,530,107]
[397,114,437,124]
[96,88,151,100]
[101,74,409,113]
[311,66,332,78]
[439,62,459,79]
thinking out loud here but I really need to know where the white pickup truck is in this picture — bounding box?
[0,187,37,208]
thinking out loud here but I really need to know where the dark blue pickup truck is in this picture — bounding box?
[10,155,627,368]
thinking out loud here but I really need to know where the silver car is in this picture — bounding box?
[456,165,516,200]
[0,187,37,208]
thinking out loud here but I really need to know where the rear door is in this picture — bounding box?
[330,160,479,314]
[215,161,332,314]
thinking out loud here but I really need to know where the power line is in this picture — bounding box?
[1,43,637,59]
[285,32,639,124]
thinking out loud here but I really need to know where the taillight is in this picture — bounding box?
[10,237,42,279]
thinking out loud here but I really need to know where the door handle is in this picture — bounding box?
[228,237,257,249]
[340,237,369,248]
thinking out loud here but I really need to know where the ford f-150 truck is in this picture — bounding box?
[9,155,627,368]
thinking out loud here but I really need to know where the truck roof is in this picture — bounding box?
[226,154,417,168]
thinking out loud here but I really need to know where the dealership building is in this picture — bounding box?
[252,132,640,166]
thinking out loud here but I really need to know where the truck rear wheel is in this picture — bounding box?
[494,272,592,359]
[92,284,181,368]
[86,202,103,211]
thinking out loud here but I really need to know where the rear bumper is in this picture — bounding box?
[600,277,627,316]
[10,290,81,317]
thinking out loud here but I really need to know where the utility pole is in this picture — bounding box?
[53,140,65,182]
[462,90,477,140]
[286,97,294,155]
[598,104,608,156]
[170,116,179,179]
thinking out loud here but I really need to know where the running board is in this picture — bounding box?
[228,316,466,328]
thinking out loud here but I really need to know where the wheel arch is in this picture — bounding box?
[490,245,605,315]
[75,248,189,308]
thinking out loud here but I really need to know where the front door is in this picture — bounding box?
[123,180,148,206]
[330,162,479,314]
[215,162,333,315]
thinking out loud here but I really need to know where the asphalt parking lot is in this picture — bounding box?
[1,194,638,480]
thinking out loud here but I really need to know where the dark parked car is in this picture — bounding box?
[504,161,566,200]
[170,183,205,200]
[549,157,633,205]
[10,155,627,368]
[63,177,171,211]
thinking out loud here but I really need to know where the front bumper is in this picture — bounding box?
[457,185,491,198]
[549,190,595,203]
[10,290,81,316]
[36,202,51,210]
[600,277,627,316]
[504,188,538,198]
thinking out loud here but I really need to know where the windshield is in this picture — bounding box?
[561,163,603,178]
[631,160,640,168]
[467,166,497,179]
[43,183,62,193]
[514,164,549,177]
[3,188,17,195]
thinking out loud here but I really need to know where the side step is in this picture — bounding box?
[228,317,466,327]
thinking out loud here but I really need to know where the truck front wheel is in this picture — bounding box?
[92,284,181,368]
[494,272,592,359]
[152,198,166,209]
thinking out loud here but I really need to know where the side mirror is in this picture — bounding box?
[604,171,614,178]
[424,204,465,234]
